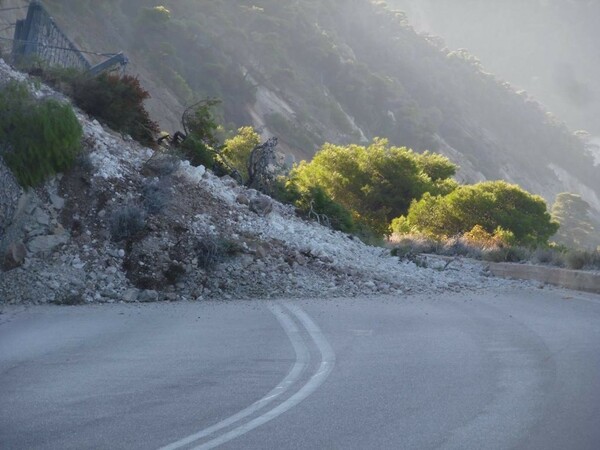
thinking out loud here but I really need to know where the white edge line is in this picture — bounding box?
[158,304,309,450]
[192,303,335,450]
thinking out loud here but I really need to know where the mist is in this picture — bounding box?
[387,0,600,135]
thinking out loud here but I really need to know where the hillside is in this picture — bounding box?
[0,59,509,304]
[3,0,599,217]
[388,0,600,138]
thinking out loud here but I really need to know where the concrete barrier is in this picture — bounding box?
[488,263,600,294]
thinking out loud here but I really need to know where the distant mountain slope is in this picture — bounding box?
[388,0,600,137]
[30,0,600,215]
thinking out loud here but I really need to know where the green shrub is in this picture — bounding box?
[0,81,82,187]
[406,181,559,246]
[220,126,260,183]
[137,6,171,28]
[179,99,222,168]
[180,135,215,168]
[295,186,356,233]
[289,138,457,236]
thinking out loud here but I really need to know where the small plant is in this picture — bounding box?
[194,236,241,270]
[176,99,225,169]
[482,246,528,263]
[110,206,146,241]
[531,247,565,266]
[565,250,588,270]
[0,81,82,187]
[180,135,216,168]
[164,262,186,284]
[142,179,171,215]
[195,236,221,270]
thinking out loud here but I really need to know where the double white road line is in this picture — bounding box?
[160,302,335,450]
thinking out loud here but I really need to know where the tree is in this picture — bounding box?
[288,138,457,235]
[551,193,600,249]
[406,181,559,246]
[220,127,260,183]
[180,99,222,167]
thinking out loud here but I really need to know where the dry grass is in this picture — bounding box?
[389,232,600,271]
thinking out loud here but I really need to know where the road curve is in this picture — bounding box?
[1,286,599,449]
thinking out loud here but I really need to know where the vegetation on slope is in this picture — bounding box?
[551,193,600,250]
[0,81,82,187]
[10,0,595,260]
[41,0,598,202]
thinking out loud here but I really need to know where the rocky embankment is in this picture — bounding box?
[0,60,513,304]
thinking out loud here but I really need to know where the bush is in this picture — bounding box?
[390,216,413,235]
[72,74,159,146]
[406,181,559,246]
[463,225,515,249]
[28,69,159,147]
[220,126,260,183]
[531,247,560,265]
[439,237,482,259]
[178,99,223,168]
[565,250,589,270]
[482,246,529,263]
[194,235,241,271]
[142,179,171,215]
[110,206,146,241]
[0,81,82,187]
[294,186,356,233]
[289,138,457,236]
[180,135,215,168]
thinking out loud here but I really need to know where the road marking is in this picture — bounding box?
[159,304,309,450]
[160,303,335,450]
[350,329,374,336]
[191,303,335,450]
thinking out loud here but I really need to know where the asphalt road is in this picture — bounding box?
[1,286,599,449]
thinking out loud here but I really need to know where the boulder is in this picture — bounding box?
[236,193,250,206]
[49,193,65,210]
[32,207,50,226]
[2,241,26,270]
[27,233,69,255]
[249,196,273,216]
[142,154,181,177]
[123,288,140,303]
[139,289,159,303]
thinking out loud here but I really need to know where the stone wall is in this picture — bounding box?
[488,262,600,295]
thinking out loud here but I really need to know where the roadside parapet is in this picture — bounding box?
[488,263,600,294]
